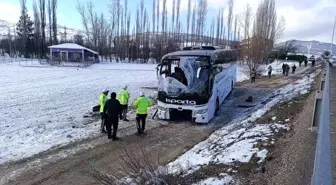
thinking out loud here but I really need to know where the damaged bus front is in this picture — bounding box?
[156,48,237,123]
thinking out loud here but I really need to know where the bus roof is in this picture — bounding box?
[162,50,216,58]
[162,49,237,59]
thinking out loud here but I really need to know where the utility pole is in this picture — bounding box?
[330,16,336,55]
[308,43,312,56]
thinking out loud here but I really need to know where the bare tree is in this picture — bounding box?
[186,0,191,45]
[172,0,175,37]
[253,0,285,63]
[33,0,41,57]
[156,0,160,33]
[175,0,181,45]
[239,3,254,74]
[39,0,46,56]
[162,0,167,53]
[47,0,52,45]
[220,8,224,45]
[109,0,119,61]
[152,0,156,35]
[197,0,207,44]
[124,0,129,60]
[191,3,196,45]
[52,0,58,44]
[274,16,286,42]
[227,0,233,46]
[77,2,90,44]
[216,8,222,45]
[234,14,238,48]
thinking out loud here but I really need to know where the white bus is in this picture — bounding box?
[156,46,237,123]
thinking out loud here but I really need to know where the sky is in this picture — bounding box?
[0,0,336,43]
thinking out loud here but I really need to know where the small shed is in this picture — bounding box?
[48,43,99,63]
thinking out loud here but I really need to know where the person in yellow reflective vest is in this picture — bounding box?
[118,85,130,121]
[133,92,152,134]
[99,89,109,133]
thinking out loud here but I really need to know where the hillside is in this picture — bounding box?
[285,39,336,55]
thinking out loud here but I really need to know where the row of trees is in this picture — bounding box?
[76,0,244,62]
[0,0,75,58]
[1,0,285,65]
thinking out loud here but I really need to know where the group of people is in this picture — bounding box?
[281,64,297,76]
[299,57,316,67]
[99,85,152,140]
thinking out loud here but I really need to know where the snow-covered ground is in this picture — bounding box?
[166,71,317,181]
[0,62,157,165]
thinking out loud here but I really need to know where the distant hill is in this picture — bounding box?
[283,39,336,56]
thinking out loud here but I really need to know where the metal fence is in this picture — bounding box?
[311,61,333,185]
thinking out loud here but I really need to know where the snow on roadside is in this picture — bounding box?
[167,71,317,176]
[167,123,289,175]
[236,65,249,82]
[192,176,234,185]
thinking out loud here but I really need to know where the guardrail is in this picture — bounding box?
[311,61,333,185]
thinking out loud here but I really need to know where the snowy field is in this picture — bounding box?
[0,62,157,165]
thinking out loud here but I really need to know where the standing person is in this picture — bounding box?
[99,89,109,133]
[133,92,152,134]
[299,60,303,67]
[103,92,121,140]
[286,64,290,76]
[118,85,130,121]
[251,68,256,83]
[292,64,297,74]
[304,59,308,67]
[312,59,316,67]
[282,64,286,75]
[268,66,273,78]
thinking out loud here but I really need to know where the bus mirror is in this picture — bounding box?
[197,67,202,79]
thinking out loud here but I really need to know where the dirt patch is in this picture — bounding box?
[255,94,309,125]
[2,123,211,185]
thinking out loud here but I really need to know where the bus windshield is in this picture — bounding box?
[158,56,210,97]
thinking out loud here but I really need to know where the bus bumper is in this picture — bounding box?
[157,101,210,123]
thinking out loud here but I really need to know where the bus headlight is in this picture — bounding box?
[158,106,168,112]
[195,109,208,115]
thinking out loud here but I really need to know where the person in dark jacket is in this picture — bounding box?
[103,92,122,140]
[282,64,286,75]
[268,66,273,78]
[251,68,256,83]
[299,60,303,67]
[292,64,297,74]
[285,64,290,76]
[312,59,315,67]
[304,59,308,67]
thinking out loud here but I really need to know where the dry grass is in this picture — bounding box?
[85,144,171,185]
